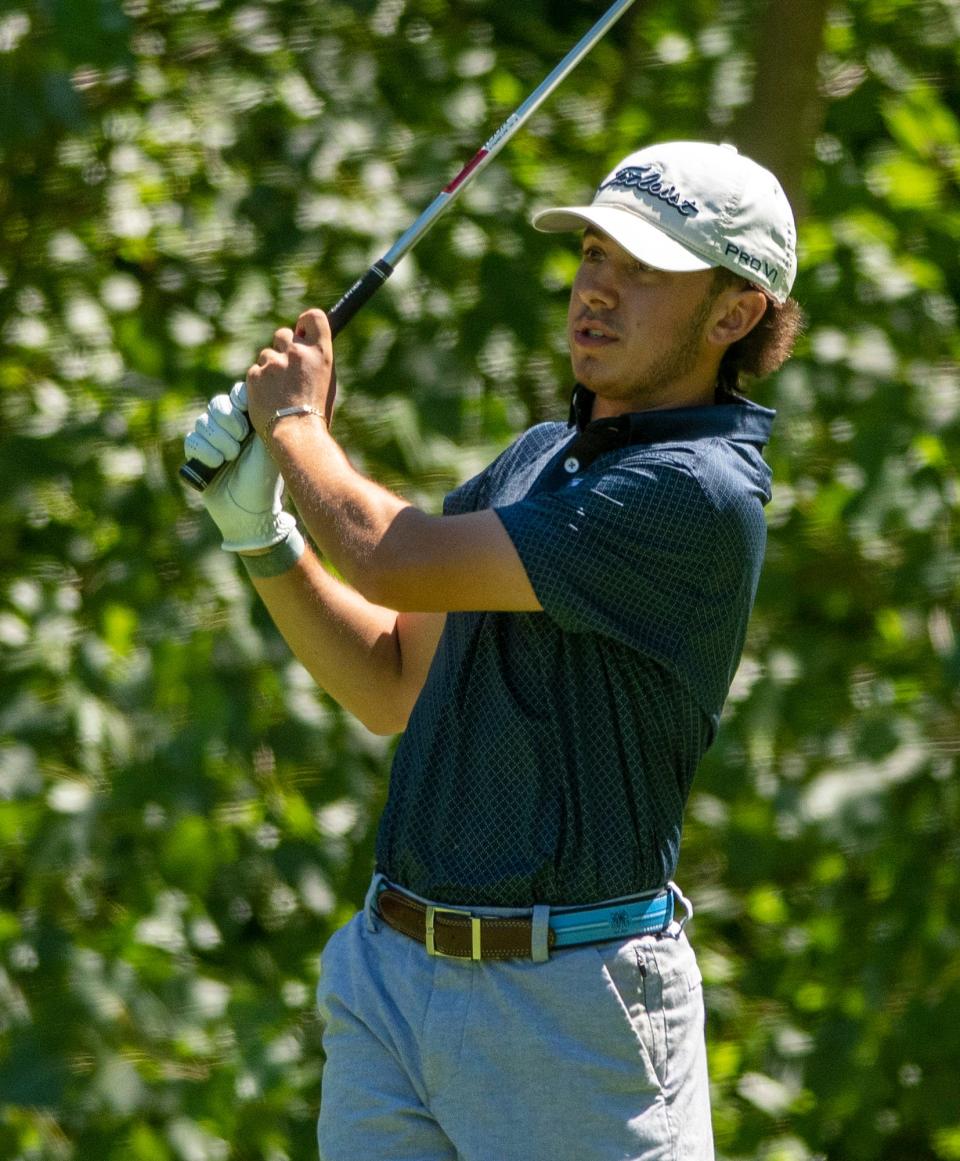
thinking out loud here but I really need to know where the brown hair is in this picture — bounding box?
[712,267,804,397]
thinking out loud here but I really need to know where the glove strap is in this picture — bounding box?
[240,527,306,579]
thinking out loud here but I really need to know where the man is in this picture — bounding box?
[185,140,801,1160]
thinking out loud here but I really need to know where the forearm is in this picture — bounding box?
[240,310,539,615]
[261,412,540,614]
[247,544,419,735]
[266,413,426,607]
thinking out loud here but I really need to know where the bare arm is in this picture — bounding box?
[237,307,540,732]
[248,547,446,735]
[267,415,542,613]
[242,310,542,614]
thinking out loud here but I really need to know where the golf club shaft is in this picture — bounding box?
[180,0,639,492]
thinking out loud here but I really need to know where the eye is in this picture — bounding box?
[581,244,604,262]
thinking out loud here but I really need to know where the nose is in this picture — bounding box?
[574,263,617,311]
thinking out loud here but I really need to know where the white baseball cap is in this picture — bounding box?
[532,141,797,304]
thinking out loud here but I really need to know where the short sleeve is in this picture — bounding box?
[443,469,489,516]
[442,422,569,516]
[495,456,719,663]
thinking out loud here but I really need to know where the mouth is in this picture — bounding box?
[572,319,618,349]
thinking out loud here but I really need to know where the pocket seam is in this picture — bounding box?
[597,947,667,1091]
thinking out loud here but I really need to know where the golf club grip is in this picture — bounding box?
[178,261,394,492]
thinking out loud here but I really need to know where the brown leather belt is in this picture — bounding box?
[377,887,557,961]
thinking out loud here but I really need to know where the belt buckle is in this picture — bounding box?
[425,905,482,961]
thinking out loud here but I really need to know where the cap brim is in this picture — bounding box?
[532,205,714,274]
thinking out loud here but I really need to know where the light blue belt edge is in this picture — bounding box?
[549,891,674,947]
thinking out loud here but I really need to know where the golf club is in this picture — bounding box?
[180,0,640,492]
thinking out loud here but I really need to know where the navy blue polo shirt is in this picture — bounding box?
[375,393,775,907]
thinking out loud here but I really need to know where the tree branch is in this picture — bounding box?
[730,0,832,219]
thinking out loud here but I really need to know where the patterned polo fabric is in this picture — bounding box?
[375,395,775,908]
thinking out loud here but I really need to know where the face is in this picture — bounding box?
[567,228,724,415]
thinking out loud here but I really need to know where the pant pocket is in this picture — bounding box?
[595,942,667,1091]
[645,937,708,1098]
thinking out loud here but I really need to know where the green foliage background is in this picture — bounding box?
[1,1,958,1158]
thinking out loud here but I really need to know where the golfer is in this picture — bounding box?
[186,140,801,1160]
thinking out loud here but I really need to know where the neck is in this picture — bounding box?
[591,380,718,421]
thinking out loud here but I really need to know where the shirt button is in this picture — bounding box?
[564,457,580,474]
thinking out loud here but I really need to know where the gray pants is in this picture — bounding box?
[316,889,714,1160]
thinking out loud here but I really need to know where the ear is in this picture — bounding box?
[707,288,769,348]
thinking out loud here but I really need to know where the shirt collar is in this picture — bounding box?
[564,383,775,472]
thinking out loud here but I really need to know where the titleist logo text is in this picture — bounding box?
[598,166,700,217]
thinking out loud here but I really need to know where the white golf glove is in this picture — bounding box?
[184,382,295,553]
